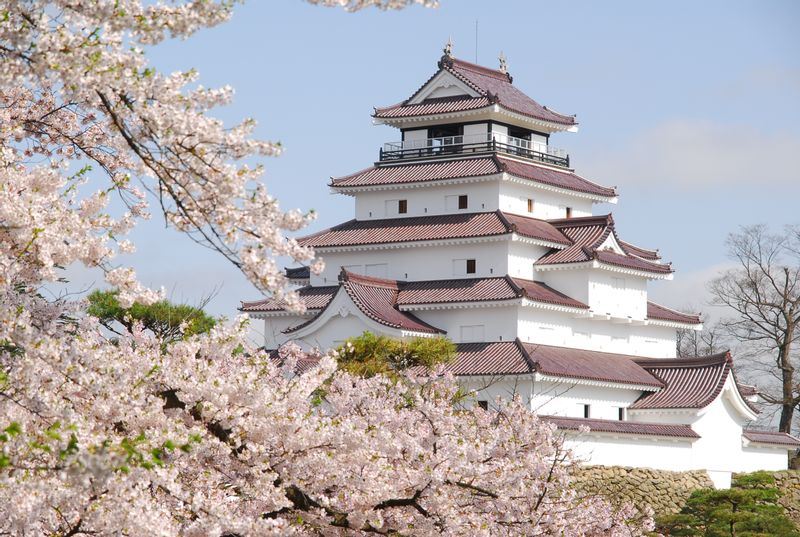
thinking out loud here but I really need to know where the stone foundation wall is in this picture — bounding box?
[570,466,713,516]
[571,466,800,525]
[753,471,800,526]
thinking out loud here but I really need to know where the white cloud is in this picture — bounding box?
[582,119,800,191]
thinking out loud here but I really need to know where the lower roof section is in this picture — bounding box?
[541,415,699,439]
[330,154,617,200]
[450,340,663,388]
[743,429,800,448]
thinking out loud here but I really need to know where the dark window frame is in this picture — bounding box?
[398,199,407,214]
[458,194,468,210]
[466,259,476,274]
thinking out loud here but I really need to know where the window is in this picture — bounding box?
[477,400,489,410]
[466,259,476,274]
[618,407,626,421]
[565,206,572,218]
[460,325,485,342]
[583,404,591,419]
[527,198,534,213]
[458,194,468,210]
[398,199,407,214]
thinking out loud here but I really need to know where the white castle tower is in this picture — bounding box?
[241,48,799,487]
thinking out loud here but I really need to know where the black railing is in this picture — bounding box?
[379,138,570,168]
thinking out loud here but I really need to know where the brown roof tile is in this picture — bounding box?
[631,352,758,412]
[284,270,443,335]
[375,56,577,126]
[285,266,311,280]
[331,155,616,199]
[297,211,570,249]
[647,302,702,325]
[542,416,699,439]
[395,276,587,310]
[447,340,662,388]
[240,286,338,313]
[535,215,673,275]
[743,429,800,447]
[521,342,664,387]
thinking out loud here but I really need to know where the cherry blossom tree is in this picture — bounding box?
[0,1,650,535]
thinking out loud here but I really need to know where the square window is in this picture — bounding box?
[566,206,573,218]
[466,259,476,274]
[458,194,468,210]
[398,199,407,214]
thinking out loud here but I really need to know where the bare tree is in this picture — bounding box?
[709,224,800,434]
[676,315,728,358]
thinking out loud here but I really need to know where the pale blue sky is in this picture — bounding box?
[65,0,800,320]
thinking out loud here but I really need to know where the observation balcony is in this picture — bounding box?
[380,132,570,168]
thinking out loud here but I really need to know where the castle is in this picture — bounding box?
[241,47,799,488]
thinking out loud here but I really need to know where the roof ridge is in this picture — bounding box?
[647,300,701,318]
[548,214,614,227]
[340,268,402,289]
[448,56,512,82]
[513,337,537,372]
[635,352,731,369]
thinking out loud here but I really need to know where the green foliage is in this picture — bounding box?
[87,289,216,343]
[335,331,456,378]
[656,471,799,537]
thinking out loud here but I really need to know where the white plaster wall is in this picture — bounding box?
[531,380,642,420]
[312,241,510,285]
[507,241,550,280]
[588,272,648,320]
[294,312,375,351]
[354,182,500,220]
[416,307,518,343]
[690,386,755,475]
[739,445,795,472]
[538,269,591,305]
[498,181,593,220]
[516,308,674,357]
[460,376,535,409]
[262,316,307,349]
[563,434,695,471]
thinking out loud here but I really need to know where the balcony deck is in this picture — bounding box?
[380,132,570,168]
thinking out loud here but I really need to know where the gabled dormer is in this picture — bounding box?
[374,45,577,169]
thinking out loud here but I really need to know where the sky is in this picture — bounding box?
[62,0,800,326]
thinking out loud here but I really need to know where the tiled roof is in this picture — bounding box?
[265,348,321,375]
[542,416,699,439]
[285,270,443,335]
[631,352,758,411]
[375,56,577,126]
[522,342,664,387]
[397,275,587,309]
[447,340,662,388]
[619,241,660,260]
[285,266,311,280]
[743,430,800,447]
[239,285,338,313]
[449,341,535,376]
[535,215,673,275]
[374,95,492,118]
[330,156,616,199]
[297,211,570,249]
[647,302,702,325]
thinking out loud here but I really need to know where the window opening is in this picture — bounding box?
[398,199,407,214]
[458,194,468,210]
[466,259,476,274]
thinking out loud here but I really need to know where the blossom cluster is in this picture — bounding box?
[0,1,650,535]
